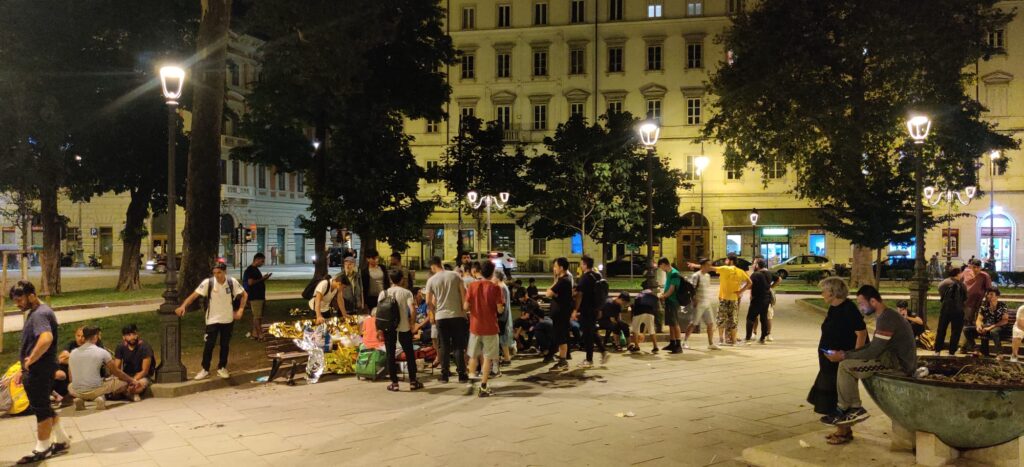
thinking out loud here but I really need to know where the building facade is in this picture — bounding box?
[400,0,1024,272]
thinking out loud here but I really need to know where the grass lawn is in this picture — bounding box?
[0,298,311,374]
[800,298,1023,326]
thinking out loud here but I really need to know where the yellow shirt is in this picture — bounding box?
[717,265,750,301]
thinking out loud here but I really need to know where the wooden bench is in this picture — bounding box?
[262,324,308,386]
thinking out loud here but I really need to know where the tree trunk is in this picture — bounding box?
[38,186,61,296]
[116,189,150,291]
[178,0,231,298]
[314,229,327,277]
[849,244,875,290]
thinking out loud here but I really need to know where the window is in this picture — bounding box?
[460,53,475,80]
[425,120,439,133]
[687,1,703,16]
[532,238,547,255]
[460,106,475,127]
[533,49,548,76]
[727,0,745,14]
[646,45,662,71]
[533,104,547,130]
[607,47,623,72]
[462,6,476,30]
[219,159,227,184]
[496,105,512,129]
[496,52,511,78]
[988,29,1006,50]
[726,167,742,180]
[297,172,305,192]
[647,1,662,18]
[497,4,512,28]
[941,228,960,258]
[684,156,701,181]
[609,0,623,21]
[607,100,623,114]
[686,97,701,125]
[569,48,586,75]
[231,160,240,185]
[766,159,786,179]
[227,61,240,87]
[534,2,548,25]
[570,102,585,118]
[257,165,266,189]
[646,99,662,121]
[276,171,286,191]
[687,42,703,69]
[571,0,585,23]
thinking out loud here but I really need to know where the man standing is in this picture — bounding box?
[113,324,154,402]
[656,258,684,354]
[425,257,469,383]
[744,259,775,345]
[244,253,272,341]
[962,258,992,353]
[464,261,505,397]
[388,252,414,289]
[69,326,138,410]
[10,281,71,464]
[823,285,917,426]
[361,249,391,312]
[575,255,609,367]
[176,262,248,380]
[708,254,751,345]
[377,270,422,392]
[546,257,574,371]
[686,259,721,351]
[340,256,364,313]
[935,266,968,356]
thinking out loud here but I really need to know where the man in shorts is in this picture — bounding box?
[657,258,684,354]
[629,290,659,353]
[707,253,751,345]
[10,281,71,464]
[243,253,271,340]
[464,261,505,396]
[686,259,721,351]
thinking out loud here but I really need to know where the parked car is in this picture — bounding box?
[146,253,182,273]
[709,256,753,276]
[604,254,648,277]
[770,255,835,279]
[873,252,916,279]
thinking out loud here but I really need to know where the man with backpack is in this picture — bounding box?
[176,262,248,380]
[375,269,422,392]
[744,258,776,345]
[575,255,609,368]
[657,258,687,354]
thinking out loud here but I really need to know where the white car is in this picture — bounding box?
[769,255,835,279]
[455,251,518,273]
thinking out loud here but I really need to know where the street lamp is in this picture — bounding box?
[637,120,659,290]
[749,208,759,259]
[467,191,509,252]
[695,154,709,258]
[906,114,931,323]
[923,185,975,269]
[988,150,1000,270]
[156,65,186,383]
[74,155,85,267]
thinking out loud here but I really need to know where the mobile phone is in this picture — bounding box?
[820,348,835,355]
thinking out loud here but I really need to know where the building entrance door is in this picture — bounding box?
[99,227,114,266]
[675,212,710,267]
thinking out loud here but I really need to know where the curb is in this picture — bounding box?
[151,367,272,398]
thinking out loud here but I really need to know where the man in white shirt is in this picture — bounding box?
[176,262,248,380]
[686,259,720,351]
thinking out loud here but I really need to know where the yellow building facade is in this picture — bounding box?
[401,0,1024,273]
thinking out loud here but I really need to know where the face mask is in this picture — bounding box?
[859,303,875,316]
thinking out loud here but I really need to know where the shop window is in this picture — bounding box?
[809,233,826,256]
[492,225,516,252]
[726,234,742,255]
[571,232,583,255]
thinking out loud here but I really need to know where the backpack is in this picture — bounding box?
[675,271,696,307]
[375,290,399,333]
[589,271,609,310]
[204,277,237,321]
[301,273,331,301]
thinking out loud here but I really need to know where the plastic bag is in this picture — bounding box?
[293,324,326,384]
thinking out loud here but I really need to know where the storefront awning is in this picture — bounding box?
[722,208,823,228]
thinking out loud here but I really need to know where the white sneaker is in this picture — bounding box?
[1011,356,1020,363]
[577,360,593,369]
[708,344,721,351]
[682,343,691,350]
[132,394,141,403]
[766,336,774,342]
[74,398,85,411]
[194,369,210,380]
[217,368,230,379]
[94,396,106,410]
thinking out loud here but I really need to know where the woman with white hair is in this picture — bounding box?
[807,277,868,445]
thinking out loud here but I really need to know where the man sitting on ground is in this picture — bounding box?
[113,324,154,402]
[55,326,104,402]
[69,326,138,410]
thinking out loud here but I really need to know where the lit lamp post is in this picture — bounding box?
[74,155,85,267]
[156,65,187,383]
[749,208,759,259]
[467,191,509,252]
[923,185,975,269]
[906,114,931,322]
[637,121,660,290]
[988,150,1000,270]
[695,155,709,258]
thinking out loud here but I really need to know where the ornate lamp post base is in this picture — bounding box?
[156,289,187,383]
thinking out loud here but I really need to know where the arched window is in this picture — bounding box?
[226,60,240,87]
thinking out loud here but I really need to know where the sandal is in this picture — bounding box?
[826,432,854,445]
[409,381,424,391]
[386,383,400,392]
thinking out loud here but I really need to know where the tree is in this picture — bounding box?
[431,116,527,253]
[703,0,1017,288]
[235,0,455,273]
[519,112,690,261]
[179,0,233,297]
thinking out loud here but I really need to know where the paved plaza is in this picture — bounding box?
[0,294,909,467]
